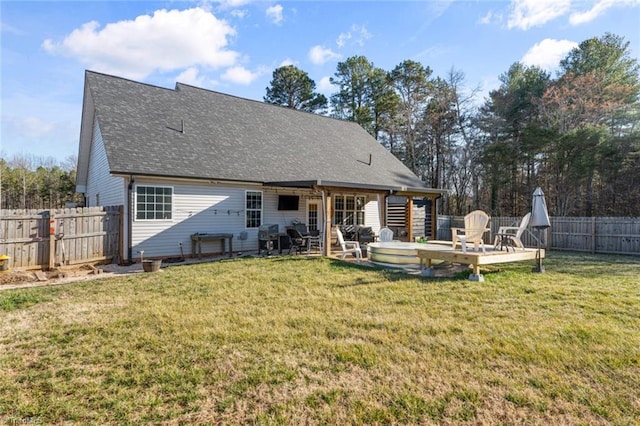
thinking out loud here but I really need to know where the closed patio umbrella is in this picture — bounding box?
[530,187,550,272]
[531,187,551,230]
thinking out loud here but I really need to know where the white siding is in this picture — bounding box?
[131,179,313,258]
[85,118,125,207]
[365,200,382,234]
[263,193,307,228]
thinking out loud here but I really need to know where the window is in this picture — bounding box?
[135,186,172,220]
[246,191,262,228]
[308,202,319,232]
[333,195,365,226]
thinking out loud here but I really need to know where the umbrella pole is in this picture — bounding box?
[532,229,544,273]
[525,228,545,273]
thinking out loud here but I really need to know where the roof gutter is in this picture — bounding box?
[109,173,447,197]
[265,179,448,196]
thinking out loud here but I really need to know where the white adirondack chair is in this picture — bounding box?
[451,210,490,253]
[494,212,531,250]
[378,227,394,242]
[335,228,362,263]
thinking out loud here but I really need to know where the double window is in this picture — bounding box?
[246,191,262,228]
[135,186,172,220]
[333,195,365,226]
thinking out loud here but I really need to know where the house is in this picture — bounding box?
[76,71,445,261]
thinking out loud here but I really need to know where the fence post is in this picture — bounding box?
[591,217,596,254]
[48,211,55,270]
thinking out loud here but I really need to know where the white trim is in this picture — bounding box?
[245,190,263,229]
[333,194,366,226]
[306,199,322,233]
[134,184,174,222]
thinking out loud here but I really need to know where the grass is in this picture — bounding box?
[0,252,639,425]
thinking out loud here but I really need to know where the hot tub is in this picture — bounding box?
[367,241,448,269]
[367,242,423,268]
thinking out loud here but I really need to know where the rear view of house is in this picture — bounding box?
[75,71,444,261]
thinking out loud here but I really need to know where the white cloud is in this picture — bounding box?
[521,38,578,72]
[230,9,248,19]
[221,65,258,85]
[42,7,239,80]
[1,95,79,160]
[266,4,284,24]
[478,9,506,26]
[1,21,26,36]
[279,58,296,67]
[175,67,206,86]
[10,116,55,139]
[569,0,610,24]
[336,32,351,49]
[308,45,341,65]
[317,76,332,92]
[478,11,493,25]
[569,0,639,25]
[507,0,571,29]
[336,24,372,48]
[216,0,252,9]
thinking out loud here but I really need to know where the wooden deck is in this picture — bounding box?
[416,241,545,281]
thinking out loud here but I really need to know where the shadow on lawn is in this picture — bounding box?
[323,258,478,285]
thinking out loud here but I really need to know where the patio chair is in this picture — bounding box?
[379,227,394,242]
[451,210,490,253]
[293,222,311,236]
[286,227,310,254]
[493,212,531,250]
[335,228,361,264]
[357,226,375,245]
[340,224,358,241]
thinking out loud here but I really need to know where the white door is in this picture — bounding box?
[307,200,322,233]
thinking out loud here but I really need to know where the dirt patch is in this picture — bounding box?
[0,263,121,290]
[0,271,36,285]
[0,257,207,291]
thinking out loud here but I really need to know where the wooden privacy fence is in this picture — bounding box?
[550,217,640,255]
[0,206,122,270]
[437,216,640,256]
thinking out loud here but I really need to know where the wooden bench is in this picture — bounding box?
[190,233,233,258]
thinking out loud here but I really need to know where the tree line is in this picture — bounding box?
[264,33,640,216]
[0,154,81,210]
[2,33,637,216]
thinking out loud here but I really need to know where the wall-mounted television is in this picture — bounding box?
[278,195,299,211]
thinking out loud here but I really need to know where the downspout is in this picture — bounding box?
[127,175,135,263]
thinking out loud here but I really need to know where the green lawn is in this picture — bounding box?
[1,253,639,425]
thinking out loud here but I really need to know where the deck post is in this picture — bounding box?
[324,192,332,257]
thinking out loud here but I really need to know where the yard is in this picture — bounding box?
[1,253,639,424]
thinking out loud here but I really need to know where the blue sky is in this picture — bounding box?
[2,0,639,163]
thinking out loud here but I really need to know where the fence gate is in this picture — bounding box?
[0,206,122,270]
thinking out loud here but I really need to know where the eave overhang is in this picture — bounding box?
[265,179,447,198]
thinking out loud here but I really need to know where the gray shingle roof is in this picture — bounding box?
[82,71,440,194]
